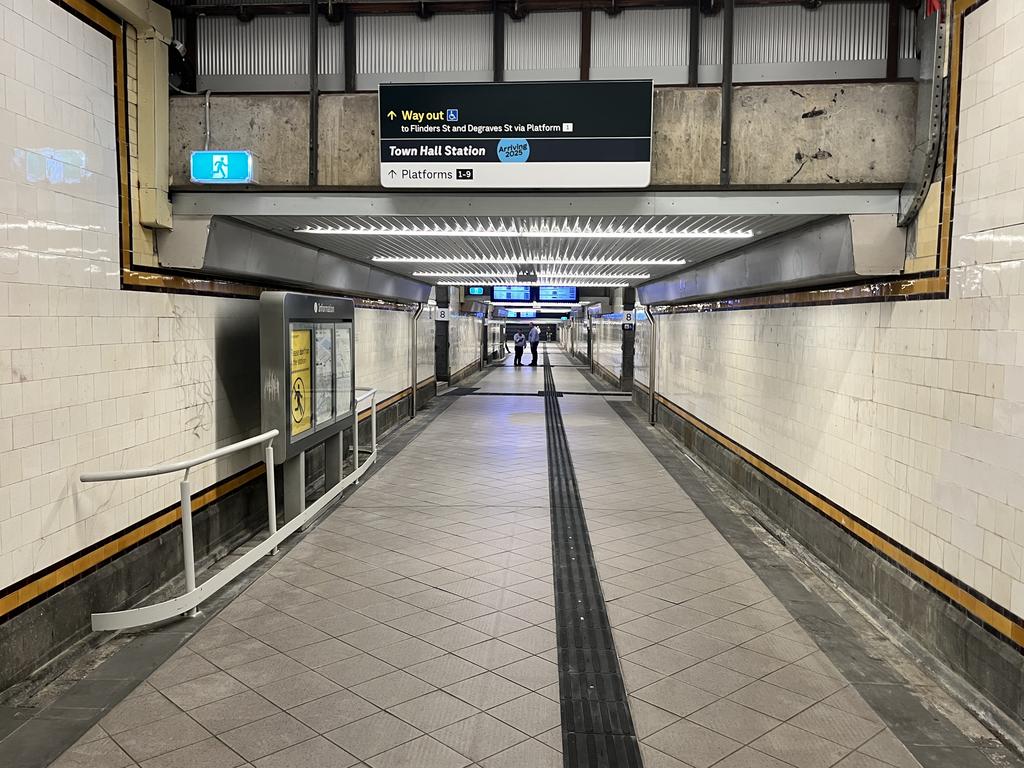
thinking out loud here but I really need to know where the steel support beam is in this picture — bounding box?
[719,0,734,186]
[343,6,356,92]
[580,9,592,81]
[687,4,699,87]
[308,0,319,185]
[493,3,504,82]
[174,190,901,218]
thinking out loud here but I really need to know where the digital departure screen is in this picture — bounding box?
[468,286,484,295]
[538,285,577,301]
[509,310,537,318]
[492,285,532,302]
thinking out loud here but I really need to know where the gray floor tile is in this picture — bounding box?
[199,639,278,670]
[763,665,847,702]
[433,712,529,763]
[254,669,342,709]
[628,698,681,740]
[219,712,317,763]
[789,703,884,749]
[420,624,493,652]
[454,639,532,669]
[49,735,135,768]
[644,718,742,768]
[369,637,446,667]
[228,655,309,689]
[389,690,479,732]
[633,678,718,718]
[252,736,359,768]
[728,680,817,721]
[350,670,435,708]
[386,611,455,635]
[751,723,851,768]
[858,731,920,768]
[494,656,558,690]
[325,712,422,760]
[712,746,795,768]
[406,654,487,688]
[189,691,280,734]
[288,690,379,733]
[367,735,472,768]
[479,738,561,768]
[286,638,362,668]
[624,644,700,676]
[319,654,396,687]
[444,672,531,710]
[487,692,560,736]
[148,652,220,690]
[687,699,781,744]
[111,713,211,763]
[673,661,754,697]
[138,737,245,768]
[99,691,180,735]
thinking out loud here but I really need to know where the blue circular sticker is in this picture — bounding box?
[496,138,531,163]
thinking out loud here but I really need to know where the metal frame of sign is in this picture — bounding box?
[260,292,356,463]
[378,80,653,189]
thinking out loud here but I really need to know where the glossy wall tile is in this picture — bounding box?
[651,0,1024,617]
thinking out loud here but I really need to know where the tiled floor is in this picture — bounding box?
[46,346,995,768]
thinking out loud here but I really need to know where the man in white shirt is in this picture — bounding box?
[512,330,526,366]
[528,324,541,367]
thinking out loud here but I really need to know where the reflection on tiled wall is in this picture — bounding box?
[355,307,412,402]
[417,306,435,383]
[449,313,481,375]
[634,310,650,386]
[0,0,260,590]
[592,315,624,379]
[654,0,1024,616]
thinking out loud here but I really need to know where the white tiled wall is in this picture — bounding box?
[592,315,624,379]
[449,313,481,376]
[416,306,436,384]
[0,0,425,592]
[653,0,1024,617]
[355,306,412,403]
[0,0,264,590]
[634,309,650,386]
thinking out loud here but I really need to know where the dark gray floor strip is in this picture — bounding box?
[608,400,1021,768]
[544,352,643,768]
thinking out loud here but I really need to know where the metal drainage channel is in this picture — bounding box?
[542,351,643,767]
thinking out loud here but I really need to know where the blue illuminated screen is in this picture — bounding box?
[467,286,484,295]
[511,310,537,318]
[492,285,532,301]
[538,285,577,301]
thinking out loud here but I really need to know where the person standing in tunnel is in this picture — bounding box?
[528,323,541,366]
[513,329,526,366]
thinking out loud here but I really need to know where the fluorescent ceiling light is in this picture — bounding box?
[413,272,651,281]
[375,257,686,265]
[296,225,752,240]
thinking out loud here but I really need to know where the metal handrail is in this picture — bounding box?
[80,388,380,632]
[80,430,279,483]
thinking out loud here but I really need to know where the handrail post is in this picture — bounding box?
[353,406,361,478]
[265,444,278,555]
[179,476,198,617]
[371,393,377,453]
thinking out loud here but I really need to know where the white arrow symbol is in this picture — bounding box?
[387,110,396,120]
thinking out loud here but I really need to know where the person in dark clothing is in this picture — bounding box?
[528,324,541,366]
[513,330,526,366]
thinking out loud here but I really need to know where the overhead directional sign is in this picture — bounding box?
[378,81,653,189]
[190,150,254,184]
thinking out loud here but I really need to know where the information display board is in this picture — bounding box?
[378,81,653,189]
[492,285,532,302]
[260,293,356,463]
[538,286,577,301]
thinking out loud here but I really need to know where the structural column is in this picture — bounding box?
[435,288,451,383]
[620,288,636,390]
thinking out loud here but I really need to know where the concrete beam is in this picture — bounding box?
[168,82,917,190]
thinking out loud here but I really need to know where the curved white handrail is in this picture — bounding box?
[81,388,379,632]
[80,430,280,482]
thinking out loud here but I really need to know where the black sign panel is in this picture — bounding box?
[378,81,653,189]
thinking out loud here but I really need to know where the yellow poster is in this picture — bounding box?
[290,328,312,437]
